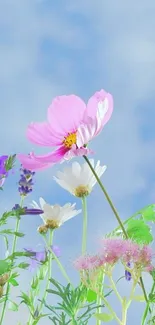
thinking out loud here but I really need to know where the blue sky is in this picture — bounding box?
[1,0,155,324]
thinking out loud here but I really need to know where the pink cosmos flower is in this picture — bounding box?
[18,90,113,170]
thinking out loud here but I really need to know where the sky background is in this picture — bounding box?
[1,0,155,324]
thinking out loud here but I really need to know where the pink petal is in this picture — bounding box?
[27,122,62,146]
[18,146,69,171]
[63,145,93,160]
[87,89,113,126]
[32,146,68,163]
[76,119,99,147]
[18,153,52,171]
[47,95,86,135]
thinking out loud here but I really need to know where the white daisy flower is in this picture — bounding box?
[32,197,81,229]
[54,159,107,197]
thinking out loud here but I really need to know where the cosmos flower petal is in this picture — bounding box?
[63,145,93,160]
[18,153,52,171]
[26,122,62,146]
[76,121,97,147]
[47,95,86,134]
[87,89,113,122]
[18,147,68,171]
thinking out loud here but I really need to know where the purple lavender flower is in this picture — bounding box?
[18,166,35,196]
[0,155,8,186]
[12,204,43,216]
[125,262,132,281]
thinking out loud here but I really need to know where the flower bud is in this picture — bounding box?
[37,225,48,234]
[0,273,9,286]
[0,286,3,297]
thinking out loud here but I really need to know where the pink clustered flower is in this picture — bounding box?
[18,89,113,171]
[74,255,101,271]
[74,238,154,273]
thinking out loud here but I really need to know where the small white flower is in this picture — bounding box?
[54,159,107,197]
[32,198,81,229]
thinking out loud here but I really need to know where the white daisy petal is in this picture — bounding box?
[31,197,81,228]
[54,160,107,197]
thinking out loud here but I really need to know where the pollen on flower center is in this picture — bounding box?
[74,185,90,198]
[46,219,60,229]
[62,132,77,149]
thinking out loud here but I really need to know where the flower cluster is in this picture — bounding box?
[74,238,154,282]
[1,88,155,325]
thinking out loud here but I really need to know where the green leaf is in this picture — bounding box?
[94,313,114,322]
[141,205,155,222]
[0,260,10,275]
[5,154,16,171]
[0,229,24,237]
[7,251,33,260]
[19,292,32,306]
[148,293,155,302]
[86,289,97,302]
[3,235,9,251]
[126,219,153,244]
[38,264,48,280]
[0,211,15,227]
[18,262,29,269]
[9,278,19,286]
[31,277,39,290]
[132,295,145,302]
[8,301,18,311]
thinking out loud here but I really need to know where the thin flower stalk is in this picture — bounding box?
[0,197,24,325]
[38,230,54,314]
[141,281,155,325]
[81,197,87,255]
[43,235,74,288]
[82,276,121,325]
[96,273,104,325]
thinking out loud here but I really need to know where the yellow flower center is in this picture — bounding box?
[46,219,60,229]
[74,185,90,198]
[63,132,77,149]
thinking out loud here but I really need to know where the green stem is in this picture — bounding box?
[121,301,128,325]
[93,286,121,325]
[83,156,150,310]
[43,235,74,288]
[121,282,136,325]
[96,273,104,325]
[38,230,54,314]
[141,281,155,325]
[83,156,127,238]
[109,275,123,304]
[81,197,87,255]
[0,217,20,325]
